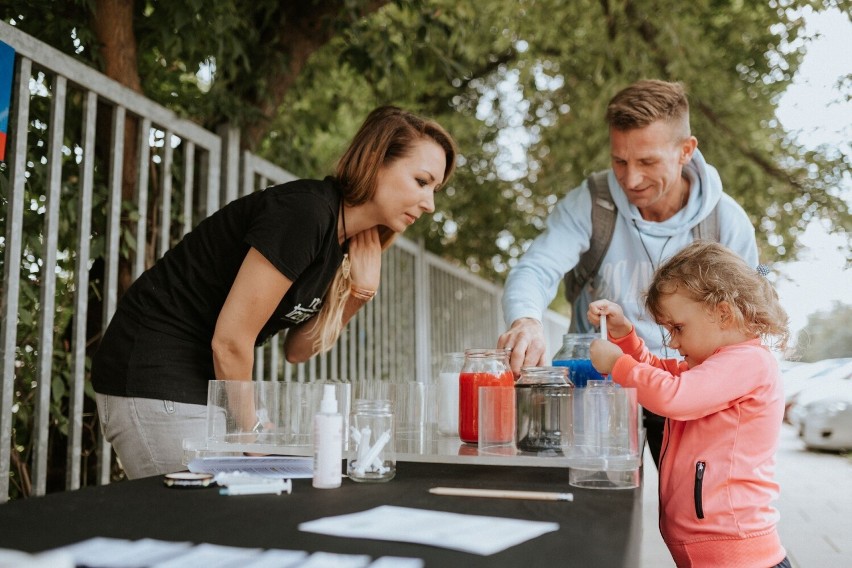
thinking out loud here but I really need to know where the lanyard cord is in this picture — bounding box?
[632,220,672,358]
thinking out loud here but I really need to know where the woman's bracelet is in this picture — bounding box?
[350,285,377,302]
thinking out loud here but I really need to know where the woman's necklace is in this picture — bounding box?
[340,200,348,243]
[340,200,351,279]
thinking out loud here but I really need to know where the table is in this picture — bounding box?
[0,461,644,567]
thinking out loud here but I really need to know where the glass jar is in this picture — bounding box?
[582,380,635,459]
[458,348,514,444]
[552,333,605,387]
[436,352,465,437]
[347,399,395,482]
[515,366,574,453]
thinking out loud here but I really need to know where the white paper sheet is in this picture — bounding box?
[47,537,414,568]
[240,549,309,568]
[55,537,192,568]
[367,556,424,568]
[0,547,74,568]
[298,505,559,556]
[149,543,263,568]
[296,551,372,567]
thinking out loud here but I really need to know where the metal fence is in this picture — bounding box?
[0,21,570,502]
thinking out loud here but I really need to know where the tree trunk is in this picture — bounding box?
[241,1,391,150]
[91,0,143,295]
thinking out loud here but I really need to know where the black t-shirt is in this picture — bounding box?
[91,177,344,404]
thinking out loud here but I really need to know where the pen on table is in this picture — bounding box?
[429,487,574,502]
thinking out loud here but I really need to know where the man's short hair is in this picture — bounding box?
[605,80,691,138]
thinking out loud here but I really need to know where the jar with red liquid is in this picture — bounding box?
[458,348,514,444]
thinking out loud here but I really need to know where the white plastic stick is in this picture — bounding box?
[600,313,608,341]
[349,426,362,444]
[355,430,390,476]
[356,426,371,465]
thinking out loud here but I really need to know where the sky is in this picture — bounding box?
[772,7,851,345]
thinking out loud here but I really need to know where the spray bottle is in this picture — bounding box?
[312,384,342,488]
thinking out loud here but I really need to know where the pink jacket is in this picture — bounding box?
[611,330,786,568]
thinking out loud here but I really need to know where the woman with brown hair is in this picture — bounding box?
[92,106,457,478]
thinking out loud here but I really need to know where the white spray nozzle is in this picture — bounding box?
[320,384,338,414]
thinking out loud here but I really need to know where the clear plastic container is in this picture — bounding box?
[552,333,605,387]
[581,380,636,459]
[478,385,517,454]
[347,399,396,482]
[458,349,514,444]
[204,380,351,449]
[565,382,641,490]
[515,366,574,453]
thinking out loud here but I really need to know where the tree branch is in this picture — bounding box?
[695,102,805,190]
[241,1,392,150]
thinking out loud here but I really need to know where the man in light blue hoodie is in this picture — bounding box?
[498,80,758,465]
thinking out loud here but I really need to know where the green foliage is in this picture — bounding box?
[5,1,848,280]
[795,302,852,362]
[260,0,852,282]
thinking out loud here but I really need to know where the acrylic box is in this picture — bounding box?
[182,379,437,464]
[182,380,352,463]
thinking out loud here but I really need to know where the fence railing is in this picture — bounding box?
[0,21,571,502]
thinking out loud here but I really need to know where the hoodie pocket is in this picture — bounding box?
[694,461,706,519]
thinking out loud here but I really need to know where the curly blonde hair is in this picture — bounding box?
[645,240,789,351]
[310,106,457,353]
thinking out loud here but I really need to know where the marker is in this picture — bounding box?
[429,487,573,502]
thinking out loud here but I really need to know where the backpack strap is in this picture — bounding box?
[562,170,616,308]
[691,200,721,241]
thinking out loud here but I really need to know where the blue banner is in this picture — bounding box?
[0,40,15,162]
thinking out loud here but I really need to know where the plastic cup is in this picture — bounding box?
[477,386,517,456]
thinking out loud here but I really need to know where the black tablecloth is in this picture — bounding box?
[0,461,644,567]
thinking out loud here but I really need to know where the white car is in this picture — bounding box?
[782,357,851,419]
[787,360,852,451]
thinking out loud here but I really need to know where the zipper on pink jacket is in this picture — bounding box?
[694,461,706,519]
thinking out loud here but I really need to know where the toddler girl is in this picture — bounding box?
[588,240,790,568]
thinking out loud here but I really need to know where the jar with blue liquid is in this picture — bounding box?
[552,334,604,387]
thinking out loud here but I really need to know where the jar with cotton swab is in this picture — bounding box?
[347,399,396,482]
